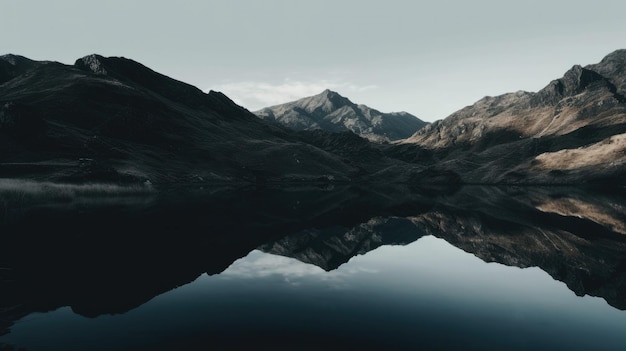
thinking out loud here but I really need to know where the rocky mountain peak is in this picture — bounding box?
[305,89,353,112]
[255,89,425,141]
[0,54,24,66]
[320,88,344,101]
[587,49,626,96]
[596,49,626,66]
[75,54,108,75]
[535,64,606,104]
[557,64,604,95]
[574,64,600,84]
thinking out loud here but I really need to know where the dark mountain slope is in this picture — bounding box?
[1,54,383,184]
[0,54,43,85]
[256,89,427,141]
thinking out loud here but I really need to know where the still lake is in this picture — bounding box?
[1,182,626,350]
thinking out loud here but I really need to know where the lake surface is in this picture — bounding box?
[1,182,626,350]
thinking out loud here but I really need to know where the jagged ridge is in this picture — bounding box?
[399,49,626,185]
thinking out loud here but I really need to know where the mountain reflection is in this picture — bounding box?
[1,182,626,339]
[261,186,626,311]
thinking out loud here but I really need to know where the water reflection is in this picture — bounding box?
[1,183,626,350]
[3,238,626,351]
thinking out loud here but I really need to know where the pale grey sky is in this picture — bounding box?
[2,0,625,121]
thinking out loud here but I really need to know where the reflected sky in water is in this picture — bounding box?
[3,236,626,351]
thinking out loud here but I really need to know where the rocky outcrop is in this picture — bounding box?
[587,49,626,97]
[534,65,610,105]
[74,54,108,75]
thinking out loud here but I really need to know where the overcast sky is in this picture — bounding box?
[2,0,625,121]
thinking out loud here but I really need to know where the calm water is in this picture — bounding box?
[1,183,626,350]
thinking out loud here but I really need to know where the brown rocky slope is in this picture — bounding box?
[400,49,626,184]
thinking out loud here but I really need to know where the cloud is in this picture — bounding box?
[222,250,327,279]
[209,79,378,111]
[220,249,380,290]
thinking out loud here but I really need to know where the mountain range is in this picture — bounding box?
[255,89,427,142]
[1,50,626,185]
[401,50,626,184]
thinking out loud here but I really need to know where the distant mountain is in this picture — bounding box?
[255,89,427,141]
[398,49,626,184]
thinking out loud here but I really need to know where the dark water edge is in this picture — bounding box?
[1,181,626,350]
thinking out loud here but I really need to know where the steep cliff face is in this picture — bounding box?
[587,49,626,97]
[256,89,427,141]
